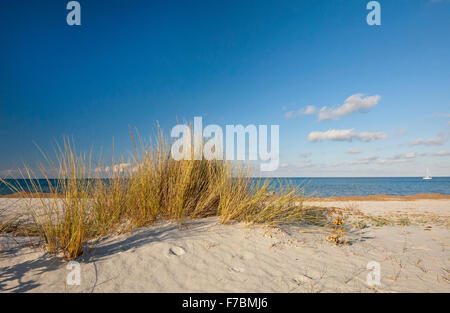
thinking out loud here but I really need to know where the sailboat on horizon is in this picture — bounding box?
[423,168,432,180]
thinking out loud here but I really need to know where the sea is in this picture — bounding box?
[1,177,449,198]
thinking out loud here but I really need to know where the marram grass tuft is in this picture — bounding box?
[2,128,328,260]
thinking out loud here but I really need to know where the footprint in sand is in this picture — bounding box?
[228,266,245,273]
[168,246,186,256]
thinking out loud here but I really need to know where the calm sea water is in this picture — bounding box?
[1,177,449,197]
[261,177,450,197]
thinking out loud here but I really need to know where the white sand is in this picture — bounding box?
[305,199,450,217]
[0,198,449,293]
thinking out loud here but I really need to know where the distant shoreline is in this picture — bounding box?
[2,191,450,201]
[305,193,450,201]
[2,177,450,198]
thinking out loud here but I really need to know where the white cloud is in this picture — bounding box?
[318,94,380,121]
[285,94,380,121]
[113,163,131,173]
[302,105,317,115]
[284,111,296,119]
[389,152,422,160]
[285,105,317,119]
[329,162,344,167]
[349,155,378,165]
[0,169,21,177]
[378,158,411,165]
[347,148,361,154]
[377,152,423,165]
[97,163,132,174]
[308,129,387,142]
[409,132,447,146]
[433,150,450,156]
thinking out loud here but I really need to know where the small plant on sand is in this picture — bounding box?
[0,207,20,234]
[353,220,368,229]
[368,216,391,227]
[0,207,38,236]
[326,209,348,245]
[397,217,411,226]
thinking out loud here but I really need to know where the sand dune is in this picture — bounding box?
[1,215,449,292]
[1,197,449,292]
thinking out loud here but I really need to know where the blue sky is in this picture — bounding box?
[0,0,449,177]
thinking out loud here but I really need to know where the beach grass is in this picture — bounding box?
[1,128,321,260]
[2,140,94,259]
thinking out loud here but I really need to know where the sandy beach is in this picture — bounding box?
[305,195,450,221]
[1,196,449,293]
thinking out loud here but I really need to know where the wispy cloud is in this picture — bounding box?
[433,113,450,118]
[96,163,134,174]
[302,105,317,115]
[0,169,21,178]
[296,159,316,169]
[433,150,450,156]
[389,152,423,159]
[378,158,411,165]
[318,94,380,121]
[409,131,447,146]
[347,148,361,154]
[308,129,387,142]
[285,105,317,119]
[391,128,408,137]
[378,152,423,165]
[285,94,380,121]
[349,155,378,165]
